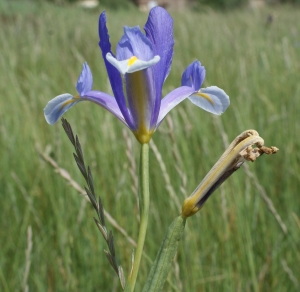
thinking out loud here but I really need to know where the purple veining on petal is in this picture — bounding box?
[76,62,93,96]
[181,60,206,91]
[98,12,134,129]
[157,86,195,127]
[144,7,174,128]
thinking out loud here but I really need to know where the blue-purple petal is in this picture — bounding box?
[116,34,133,61]
[188,86,230,115]
[144,7,174,128]
[84,90,128,126]
[157,86,195,127]
[117,27,154,61]
[181,60,206,91]
[76,62,93,96]
[98,12,134,129]
[144,7,174,84]
[44,93,81,125]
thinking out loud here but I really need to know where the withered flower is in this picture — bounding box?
[182,130,278,217]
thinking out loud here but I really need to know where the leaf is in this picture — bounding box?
[141,215,186,292]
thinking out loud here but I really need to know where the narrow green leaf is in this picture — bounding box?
[141,215,186,292]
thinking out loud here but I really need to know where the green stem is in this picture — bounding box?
[125,143,150,292]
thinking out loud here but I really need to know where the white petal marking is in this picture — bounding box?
[106,53,160,75]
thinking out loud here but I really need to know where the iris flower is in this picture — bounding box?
[44,7,230,144]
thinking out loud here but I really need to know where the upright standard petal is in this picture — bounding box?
[144,7,174,128]
[76,62,93,96]
[188,86,230,115]
[181,61,206,91]
[117,26,154,61]
[144,7,174,85]
[98,12,133,128]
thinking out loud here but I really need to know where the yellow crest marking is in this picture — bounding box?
[60,95,80,110]
[128,56,138,66]
[197,92,214,105]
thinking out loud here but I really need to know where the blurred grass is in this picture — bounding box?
[0,1,299,291]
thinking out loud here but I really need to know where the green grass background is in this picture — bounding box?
[0,0,299,291]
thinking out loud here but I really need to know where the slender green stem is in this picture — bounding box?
[125,143,150,292]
